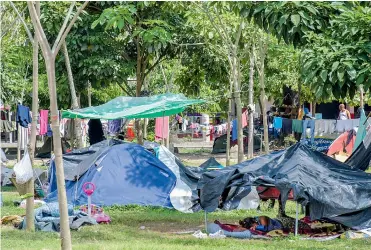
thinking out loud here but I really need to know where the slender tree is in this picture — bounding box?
[27,2,88,248]
[9,1,39,231]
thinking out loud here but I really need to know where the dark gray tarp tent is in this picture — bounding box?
[345,129,371,171]
[198,143,371,229]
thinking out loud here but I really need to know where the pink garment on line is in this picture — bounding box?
[155,116,169,141]
[242,111,248,128]
[39,110,49,135]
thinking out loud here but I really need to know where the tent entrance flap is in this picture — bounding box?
[62,94,205,120]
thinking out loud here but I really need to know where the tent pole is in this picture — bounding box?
[204,211,208,233]
[295,201,299,236]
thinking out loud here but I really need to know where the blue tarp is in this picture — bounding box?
[45,143,176,207]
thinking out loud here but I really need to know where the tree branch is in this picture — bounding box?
[27,2,51,56]
[52,2,75,53]
[10,2,34,43]
[52,1,89,56]
[233,21,244,55]
[117,82,131,96]
[144,53,168,78]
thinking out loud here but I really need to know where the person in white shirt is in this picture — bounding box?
[338,104,351,120]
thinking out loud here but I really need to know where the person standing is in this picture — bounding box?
[338,104,351,120]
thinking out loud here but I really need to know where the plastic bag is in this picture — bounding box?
[13,151,33,184]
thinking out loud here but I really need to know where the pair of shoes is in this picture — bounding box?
[209,230,226,239]
[192,230,208,239]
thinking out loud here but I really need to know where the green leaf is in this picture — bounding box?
[331,61,339,72]
[347,68,357,80]
[117,19,125,30]
[279,14,289,26]
[320,70,328,82]
[356,74,365,85]
[291,14,301,27]
[315,85,323,98]
[337,68,345,82]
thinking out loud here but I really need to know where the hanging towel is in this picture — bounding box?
[155,117,169,141]
[232,119,237,141]
[39,110,49,135]
[273,117,282,129]
[242,112,248,128]
[292,120,303,133]
[16,105,32,128]
[282,118,292,135]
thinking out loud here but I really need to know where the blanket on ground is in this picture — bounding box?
[19,202,97,232]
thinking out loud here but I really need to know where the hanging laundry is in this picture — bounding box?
[242,112,248,128]
[292,120,303,133]
[232,119,237,141]
[336,120,354,133]
[282,118,292,135]
[108,119,122,135]
[323,119,336,134]
[0,120,15,133]
[16,104,31,128]
[301,120,315,144]
[182,119,188,132]
[155,116,169,141]
[314,119,326,136]
[39,110,49,135]
[352,118,360,128]
[273,117,282,129]
[47,124,53,137]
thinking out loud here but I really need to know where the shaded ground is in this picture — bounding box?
[2,187,371,250]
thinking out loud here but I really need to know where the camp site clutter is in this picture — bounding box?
[1,94,371,241]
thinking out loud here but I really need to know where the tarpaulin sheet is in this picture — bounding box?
[62,94,205,120]
[45,143,176,207]
[198,143,371,229]
[346,128,371,171]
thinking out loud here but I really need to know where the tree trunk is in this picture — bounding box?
[88,81,92,107]
[62,42,83,148]
[258,39,269,154]
[232,56,244,163]
[226,94,232,166]
[247,47,255,159]
[45,58,72,249]
[312,101,316,116]
[143,118,148,139]
[25,2,40,231]
[360,85,364,109]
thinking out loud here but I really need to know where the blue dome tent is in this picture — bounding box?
[45,141,176,207]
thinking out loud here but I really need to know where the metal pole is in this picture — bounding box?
[295,201,299,236]
[204,211,208,233]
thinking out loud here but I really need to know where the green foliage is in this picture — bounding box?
[0,2,32,106]
[250,1,336,47]
[301,5,371,99]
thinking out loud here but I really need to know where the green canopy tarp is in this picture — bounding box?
[62,94,205,120]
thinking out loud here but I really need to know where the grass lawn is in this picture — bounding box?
[1,186,370,250]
